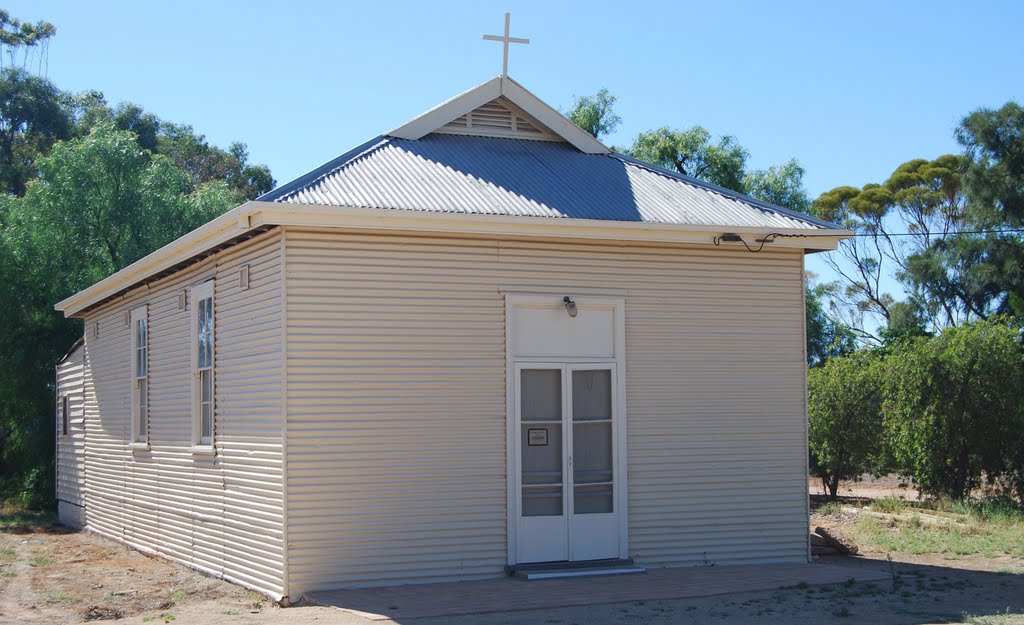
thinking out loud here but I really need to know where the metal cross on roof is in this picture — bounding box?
[482,12,529,77]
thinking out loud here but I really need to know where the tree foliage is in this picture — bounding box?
[808,350,883,500]
[626,126,749,192]
[806,281,856,366]
[565,89,813,213]
[743,159,811,213]
[0,126,242,506]
[880,319,1024,499]
[811,102,1024,341]
[809,318,1024,501]
[957,101,1024,225]
[0,68,72,195]
[566,88,620,139]
[0,20,274,506]
[0,10,56,72]
[72,95,273,201]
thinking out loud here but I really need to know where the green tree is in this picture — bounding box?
[0,126,239,506]
[744,159,811,212]
[566,88,620,139]
[566,90,812,211]
[957,101,1024,225]
[809,155,998,339]
[626,126,748,192]
[0,67,72,195]
[805,281,856,366]
[880,318,1024,499]
[812,103,1024,341]
[808,350,883,500]
[0,10,56,72]
[955,101,1024,320]
[70,98,272,201]
[158,122,274,200]
[15,125,216,274]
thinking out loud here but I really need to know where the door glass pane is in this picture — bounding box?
[521,369,563,517]
[521,369,560,422]
[521,424,562,485]
[574,483,613,514]
[522,485,563,517]
[572,369,613,514]
[572,370,610,421]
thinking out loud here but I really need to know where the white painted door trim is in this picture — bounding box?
[505,294,628,565]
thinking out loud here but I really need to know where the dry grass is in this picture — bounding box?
[848,498,1024,559]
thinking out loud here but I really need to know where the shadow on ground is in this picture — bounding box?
[311,557,1023,625]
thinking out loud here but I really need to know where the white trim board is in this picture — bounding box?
[389,75,610,155]
[504,294,629,565]
[55,201,850,318]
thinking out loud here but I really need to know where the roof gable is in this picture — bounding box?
[435,97,562,142]
[389,76,609,154]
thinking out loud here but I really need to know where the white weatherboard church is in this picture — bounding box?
[54,17,850,603]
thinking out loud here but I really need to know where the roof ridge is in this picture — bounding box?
[611,152,839,230]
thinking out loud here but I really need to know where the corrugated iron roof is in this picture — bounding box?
[261,134,837,231]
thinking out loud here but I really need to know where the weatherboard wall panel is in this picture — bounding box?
[78,230,285,599]
[283,229,809,594]
[56,346,87,527]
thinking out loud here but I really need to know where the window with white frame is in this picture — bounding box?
[191,281,215,447]
[130,306,148,444]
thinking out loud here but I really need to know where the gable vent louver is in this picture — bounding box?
[435,98,561,142]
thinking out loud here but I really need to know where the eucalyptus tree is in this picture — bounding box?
[566,88,620,139]
[0,126,240,506]
[0,68,72,195]
[0,10,56,73]
[626,125,749,192]
[810,155,986,339]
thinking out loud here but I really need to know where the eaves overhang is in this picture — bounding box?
[55,201,852,318]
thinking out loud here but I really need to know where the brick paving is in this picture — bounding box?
[307,561,889,620]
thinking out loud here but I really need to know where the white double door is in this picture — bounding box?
[515,362,620,564]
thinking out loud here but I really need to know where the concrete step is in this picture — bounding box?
[513,565,647,580]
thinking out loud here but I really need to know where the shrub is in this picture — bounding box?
[880,319,1024,500]
[872,496,910,514]
[808,350,884,500]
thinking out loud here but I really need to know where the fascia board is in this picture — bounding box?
[54,203,258,317]
[252,202,850,249]
[57,200,851,317]
[500,77,610,154]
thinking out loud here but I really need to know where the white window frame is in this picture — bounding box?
[190,281,215,451]
[130,305,148,446]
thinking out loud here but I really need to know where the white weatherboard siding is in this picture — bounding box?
[284,228,809,594]
[79,230,286,599]
[56,346,86,527]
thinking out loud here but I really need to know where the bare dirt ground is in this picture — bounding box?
[2,479,1023,625]
[809,473,923,501]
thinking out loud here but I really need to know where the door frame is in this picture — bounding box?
[504,294,628,565]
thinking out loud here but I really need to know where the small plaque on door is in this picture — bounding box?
[527,428,548,446]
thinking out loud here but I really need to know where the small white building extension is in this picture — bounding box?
[55,75,850,602]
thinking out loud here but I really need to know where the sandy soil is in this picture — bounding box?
[2,500,1022,625]
[809,473,923,501]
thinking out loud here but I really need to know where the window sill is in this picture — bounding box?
[128,442,150,452]
[190,445,216,456]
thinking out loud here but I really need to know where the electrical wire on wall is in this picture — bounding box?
[713,229,1024,253]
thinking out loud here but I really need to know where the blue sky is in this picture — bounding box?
[10,1,1024,298]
